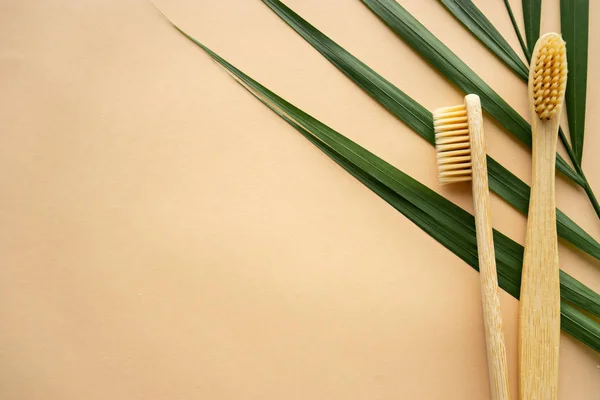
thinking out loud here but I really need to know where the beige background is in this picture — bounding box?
[1,0,600,398]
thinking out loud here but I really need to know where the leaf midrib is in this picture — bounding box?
[571,3,580,142]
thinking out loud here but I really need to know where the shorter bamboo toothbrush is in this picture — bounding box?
[433,95,511,400]
[519,33,567,400]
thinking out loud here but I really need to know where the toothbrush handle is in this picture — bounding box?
[519,119,561,400]
[466,95,511,400]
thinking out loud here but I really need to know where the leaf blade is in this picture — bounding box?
[503,0,531,62]
[522,0,542,52]
[561,301,600,353]
[439,0,529,80]
[561,0,589,163]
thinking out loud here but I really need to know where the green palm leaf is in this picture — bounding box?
[561,0,589,164]
[439,0,529,79]
[439,1,584,166]
[438,0,599,218]
[361,0,583,186]
[260,0,600,261]
[522,0,542,52]
[168,23,600,350]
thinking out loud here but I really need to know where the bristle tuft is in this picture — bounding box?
[433,104,472,185]
[532,35,567,120]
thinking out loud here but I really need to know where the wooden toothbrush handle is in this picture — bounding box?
[519,120,561,400]
[466,95,511,400]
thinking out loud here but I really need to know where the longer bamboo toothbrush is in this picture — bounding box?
[433,94,511,400]
[519,33,567,400]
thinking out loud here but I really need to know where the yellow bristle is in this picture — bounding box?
[432,104,472,184]
[532,35,567,120]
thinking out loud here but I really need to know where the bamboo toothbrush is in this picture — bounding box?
[519,33,567,400]
[433,94,511,400]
